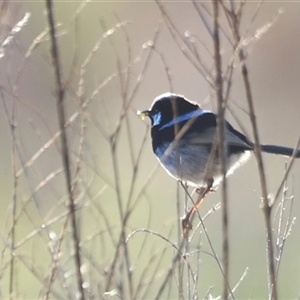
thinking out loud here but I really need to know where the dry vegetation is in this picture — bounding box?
[0,1,299,299]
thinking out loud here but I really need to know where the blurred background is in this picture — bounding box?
[1,1,300,299]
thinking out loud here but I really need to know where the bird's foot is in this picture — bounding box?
[181,214,193,236]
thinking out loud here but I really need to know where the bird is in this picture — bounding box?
[138,93,300,231]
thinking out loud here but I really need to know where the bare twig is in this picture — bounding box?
[45,1,85,299]
[104,22,162,294]
[223,2,277,299]
[212,1,231,299]
[274,163,296,278]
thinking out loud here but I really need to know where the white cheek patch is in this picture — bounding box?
[152,111,162,126]
[159,109,210,130]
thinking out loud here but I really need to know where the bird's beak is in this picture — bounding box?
[137,110,150,120]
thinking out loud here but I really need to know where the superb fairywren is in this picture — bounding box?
[138,93,300,230]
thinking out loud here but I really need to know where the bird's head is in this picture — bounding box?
[138,93,200,128]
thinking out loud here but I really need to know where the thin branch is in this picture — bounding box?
[223,2,278,299]
[212,1,231,299]
[45,1,84,299]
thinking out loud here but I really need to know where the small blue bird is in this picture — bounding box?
[139,93,300,230]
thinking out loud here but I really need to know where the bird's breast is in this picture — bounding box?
[153,139,251,188]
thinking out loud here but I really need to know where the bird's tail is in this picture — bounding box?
[261,144,300,158]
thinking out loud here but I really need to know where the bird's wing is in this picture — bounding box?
[184,126,253,150]
[168,110,252,150]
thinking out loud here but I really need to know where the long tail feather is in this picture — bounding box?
[261,144,300,158]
